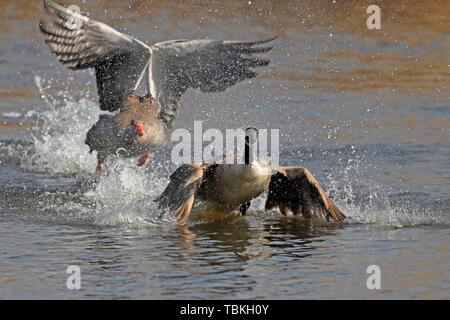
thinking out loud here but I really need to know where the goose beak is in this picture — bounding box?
[135,122,145,136]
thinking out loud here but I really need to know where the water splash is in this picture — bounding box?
[21,76,101,174]
[324,148,446,227]
[11,76,177,226]
[11,76,448,228]
[82,159,173,226]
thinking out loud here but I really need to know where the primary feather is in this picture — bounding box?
[39,0,276,128]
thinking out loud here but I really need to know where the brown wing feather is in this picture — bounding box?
[265,167,345,223]
[156,163,209,225]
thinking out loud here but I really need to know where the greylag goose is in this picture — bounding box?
[39,0,276,172]
[157,128,345,225]
[85,91,165,172]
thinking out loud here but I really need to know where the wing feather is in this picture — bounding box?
[39,0,150,111]
[40,1,276,118]
[150,37,277,128]
[156,163,209,225]
[266,167,345,223]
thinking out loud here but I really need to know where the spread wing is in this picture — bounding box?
[39,0,150,111]
[39,1,276,124]
[149,37,276,128]
[156,163,210,225]
[265,167,345,223]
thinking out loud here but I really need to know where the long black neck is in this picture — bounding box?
[245,136,250,165]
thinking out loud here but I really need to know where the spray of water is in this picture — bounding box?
[324,149,445,227]
[21,76,100,174]
[17,76,177,225]
[83,159,173,225]
[15,75,448,227]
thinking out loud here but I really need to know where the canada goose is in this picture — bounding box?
[156,128,345,225]
[39,0,276,172]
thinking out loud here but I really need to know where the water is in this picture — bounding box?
[0,0,449,299]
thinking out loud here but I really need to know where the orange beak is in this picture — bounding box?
[135,122,145,137]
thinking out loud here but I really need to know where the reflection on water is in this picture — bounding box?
[0,0,449,299]
[2,212,448,299]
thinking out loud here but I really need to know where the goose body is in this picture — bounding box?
[199,163,272,211]
[157,162,345,225]
[39,1,276,172]
[85,92,166,171]
[157,129,345,225]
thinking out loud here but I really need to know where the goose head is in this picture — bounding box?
[228,127,272,179]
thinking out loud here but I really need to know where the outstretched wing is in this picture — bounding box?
[149,37,276,128]
[265,167,345,223]
[156,163,210,225]
[39,0,150,111]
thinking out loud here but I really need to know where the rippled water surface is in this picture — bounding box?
[0,0,449,299]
